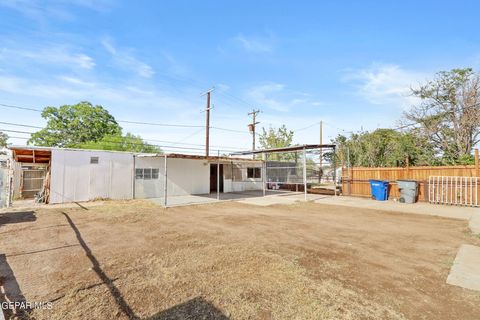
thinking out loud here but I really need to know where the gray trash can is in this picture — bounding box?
[396,180,418,203]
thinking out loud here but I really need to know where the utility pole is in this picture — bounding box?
[319,120,323,182]
[202,88,214,156]
[248,109,260,152]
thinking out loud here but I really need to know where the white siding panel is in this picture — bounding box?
[12,161,22,199]
[135,157,209,198]
[50,149,133,204]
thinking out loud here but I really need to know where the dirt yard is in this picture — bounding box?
[0,200,479,320]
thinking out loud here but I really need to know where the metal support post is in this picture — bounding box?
[217,150,220,201]
[333,146,337,196]
[262,152,266,197]
[163,154,168,207]
[303,147,307,201]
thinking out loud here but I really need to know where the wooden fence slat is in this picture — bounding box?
[342,165,477,202]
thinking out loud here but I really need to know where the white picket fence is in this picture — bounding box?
[428,176,479,207]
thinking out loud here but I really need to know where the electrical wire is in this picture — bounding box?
[0,128,241,153]
[0,120,247,150]
[0,102,253,135]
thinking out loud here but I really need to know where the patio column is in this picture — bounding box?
[217,150,220,201]
[262,152,266,197]
[303,147,307,201]
[163,154,168,207]
[333,145,337,196]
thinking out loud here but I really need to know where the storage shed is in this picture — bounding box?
[7,147,264,206]
[10,146,135,204]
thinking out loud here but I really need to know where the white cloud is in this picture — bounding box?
[0,46,95,70]
[248,83,287,111]
[0,74,196,112]
[247,82,323,112]
[101,39,155,78]
[344,64,427,109]
[0,0,112,22]
[215,83,230,93]
[233,34,275,54]
[58,75,95,87]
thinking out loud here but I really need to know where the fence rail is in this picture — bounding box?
[342,164,479,203]
[428,176,479,207]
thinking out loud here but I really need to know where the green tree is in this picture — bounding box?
[259,125,294,149]
[405,68,480,164]
[75,133,162,153]
[332,129,436,167]
[258,125,294,160]
[0,131,8,147]
[28,101,121,147]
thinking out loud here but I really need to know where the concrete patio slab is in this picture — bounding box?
[447,244,480,291]
[469,214,480,234]
[314,195,477,221]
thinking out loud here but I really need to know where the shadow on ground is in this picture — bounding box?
[0,254,29,319]
[0,211,36,227]
[145,297,229,320]
[62,211,230,320]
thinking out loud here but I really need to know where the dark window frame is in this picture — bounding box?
[247,167,261,179]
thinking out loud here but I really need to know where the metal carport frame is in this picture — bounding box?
[230,144,337,201]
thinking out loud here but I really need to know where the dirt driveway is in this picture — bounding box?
[0,200,479,319]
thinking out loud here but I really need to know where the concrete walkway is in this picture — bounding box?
[313,196,479,233]
[447,245,480,291]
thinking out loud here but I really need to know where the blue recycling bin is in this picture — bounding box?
[369,180,389,201]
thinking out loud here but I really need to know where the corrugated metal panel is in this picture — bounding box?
[0,168,7,208]
[50,149,134,204]
[12,161,22,199]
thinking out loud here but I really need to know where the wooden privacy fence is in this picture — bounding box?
[342,164,479,203]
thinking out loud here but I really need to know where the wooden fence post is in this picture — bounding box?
[475,148,479,177]
[349,166,353,195]
[405,156,410,179]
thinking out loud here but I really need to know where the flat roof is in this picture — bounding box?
[9,145,140,155]
[137,153,262,162]
[229,144,336,155]
[9,146,262,163]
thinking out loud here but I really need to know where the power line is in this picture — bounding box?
[0,120,248,150]
[0,121,42,129]
[0,128,240,153]
[175,128,204,144]
[4,135,222,154]
[0,103,42,112]
[0,102,202,128]
[0,102,253,134]
[293,122,319,132]
[117,120,203,128]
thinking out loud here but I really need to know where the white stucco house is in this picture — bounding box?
[4,146,264,206]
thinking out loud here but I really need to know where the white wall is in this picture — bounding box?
[134,156,210,198]
[50,149,134,204]
[223,162,264,193]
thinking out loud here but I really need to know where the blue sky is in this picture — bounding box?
[1,0,479,153]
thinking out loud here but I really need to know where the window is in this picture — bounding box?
[247,167,261,179]
[90,156,99,164]
[143,168,152,180]
[135,168,160,180]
